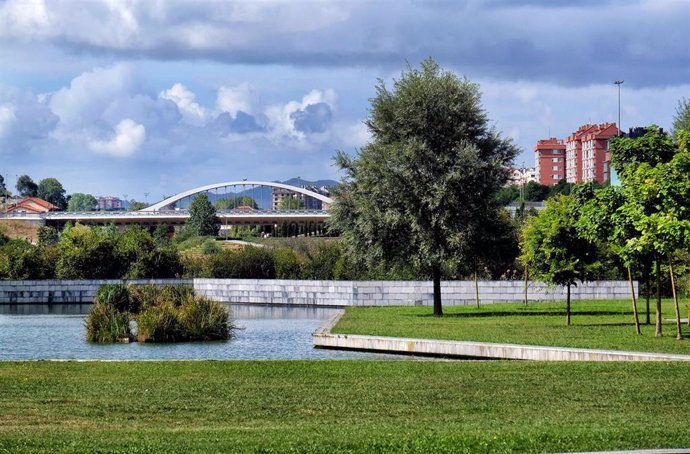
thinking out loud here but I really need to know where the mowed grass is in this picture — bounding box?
[1,361,690,453]
[333,299,690,355]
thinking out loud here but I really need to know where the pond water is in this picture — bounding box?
[0,304,404,361]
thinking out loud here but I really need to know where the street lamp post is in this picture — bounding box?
[614,80,624,136]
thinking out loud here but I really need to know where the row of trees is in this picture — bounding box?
[496,179,575,205]
[522,126,690,338]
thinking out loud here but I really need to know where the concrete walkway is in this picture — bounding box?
[313,311,690,361]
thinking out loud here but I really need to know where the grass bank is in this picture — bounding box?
[332,299,690,355]
[1,361,689,453]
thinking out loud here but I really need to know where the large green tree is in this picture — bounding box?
[216,196,258,210]
[330,58,518,316]
[67,193,98,212]
[609,125,676,180]
[15,175,38,197]
[187,194,220,237]
[37,177,67,210]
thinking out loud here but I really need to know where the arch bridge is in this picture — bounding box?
[142,180,333,212]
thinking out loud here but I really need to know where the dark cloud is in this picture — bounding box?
[3,0,689,87]
[211,111,265,135]
[290,102,332,133]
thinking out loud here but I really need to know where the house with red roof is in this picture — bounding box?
[6,197,59,214]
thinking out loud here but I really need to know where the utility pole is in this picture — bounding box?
[614,80,624,136]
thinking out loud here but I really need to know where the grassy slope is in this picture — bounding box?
[333,300,690,355]
[0,220,39,242]
[1,361,689,453]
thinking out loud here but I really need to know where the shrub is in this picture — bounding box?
[201,238,221,255]
[157,284,194,306]
[0,239,51,280]
[177,296,231,341]
[85,302,132,343]
[274,248,303,279]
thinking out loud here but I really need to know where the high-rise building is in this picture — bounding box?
[534,138,566,185]
[580,123,618,183]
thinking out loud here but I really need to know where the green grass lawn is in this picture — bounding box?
[1,361,689,453]
[332,299,690,355]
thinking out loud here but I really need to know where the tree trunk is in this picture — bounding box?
[432,264,443,317]
[668,256,683,340]
[645,265,651,325]
[474,270,480,308]
[628,266,641,335]
[566,283,571,327]
[524,265,528,306]
[655,258,662,337]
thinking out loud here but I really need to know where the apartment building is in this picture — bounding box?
[534,138,566,185]
[537,123,618,186]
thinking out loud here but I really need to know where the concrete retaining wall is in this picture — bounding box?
[0,278,635,305]
[313,312,690,361]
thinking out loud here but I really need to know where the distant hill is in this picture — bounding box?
[206,178,337,209]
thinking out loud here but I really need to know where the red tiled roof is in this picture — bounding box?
[7,197,59,213]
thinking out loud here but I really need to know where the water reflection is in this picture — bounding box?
[0,304,406,361]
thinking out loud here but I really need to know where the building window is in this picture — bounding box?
[552,157,560,162]
[552,175,559,180]
[553,150,560,155]
[552,166,560,171]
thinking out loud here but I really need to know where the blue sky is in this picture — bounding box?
[1,0,689,203]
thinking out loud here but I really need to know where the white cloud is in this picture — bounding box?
[89,118,146,157]
[216,83,253,118]
[0,104,17,139]
[159,83,206,126]
[265,89,336,141]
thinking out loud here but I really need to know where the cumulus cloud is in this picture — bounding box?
[89,118,146,157]
[216,83,253,118]
[0,105,17,139]
[265,89,336,141]
[159,83,206,126]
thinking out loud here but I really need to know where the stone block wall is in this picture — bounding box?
[0,278,635,306]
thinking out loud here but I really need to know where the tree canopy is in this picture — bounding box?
[673,98,690,136]
[67,193,98,212]
[16,175,38,197]
[187,194,220,237]
[330,58,518,316]
[216,196,258,210]
[37,177,67,210]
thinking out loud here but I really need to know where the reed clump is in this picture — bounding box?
[85,283,232,343]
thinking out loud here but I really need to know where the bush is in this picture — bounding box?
[0,239,52,280]
[136,302,183,343]
[85,302,132,343]
[201,239,221,255]
[127,283,160,312]
[274,248,303,279]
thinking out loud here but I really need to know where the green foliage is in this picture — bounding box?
[673,97,690,136]
[187,194,220,236]
[609,125,676,181]
[523,181,550,201]
[273,248,303,279]
[94,283,133,313]
[37,177,67,210]
[196,247,276,279]
[331,58,517,314]
[88,283,231,343]
[37,226,59,246]
[300,241,344,280]
[0,174,9,197]
[216,196,258,210]
[85,302,132,343]
[56,225,119,279]
[201,238,221,255]
[67,192,97,211]
[0,231,8,247]
[176,296,231,341]
[15,174,38,197]
[549,179,574,198]
[279,196,305,210]
[521,195,601,288]
[115,226,182,279]
[0,239,52,279]
[494,185,520,205]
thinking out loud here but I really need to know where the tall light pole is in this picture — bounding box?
[614,80,624,136]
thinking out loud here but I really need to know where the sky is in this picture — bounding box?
[1,0,689,203]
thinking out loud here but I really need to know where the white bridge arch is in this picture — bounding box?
[141,180,334,212]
